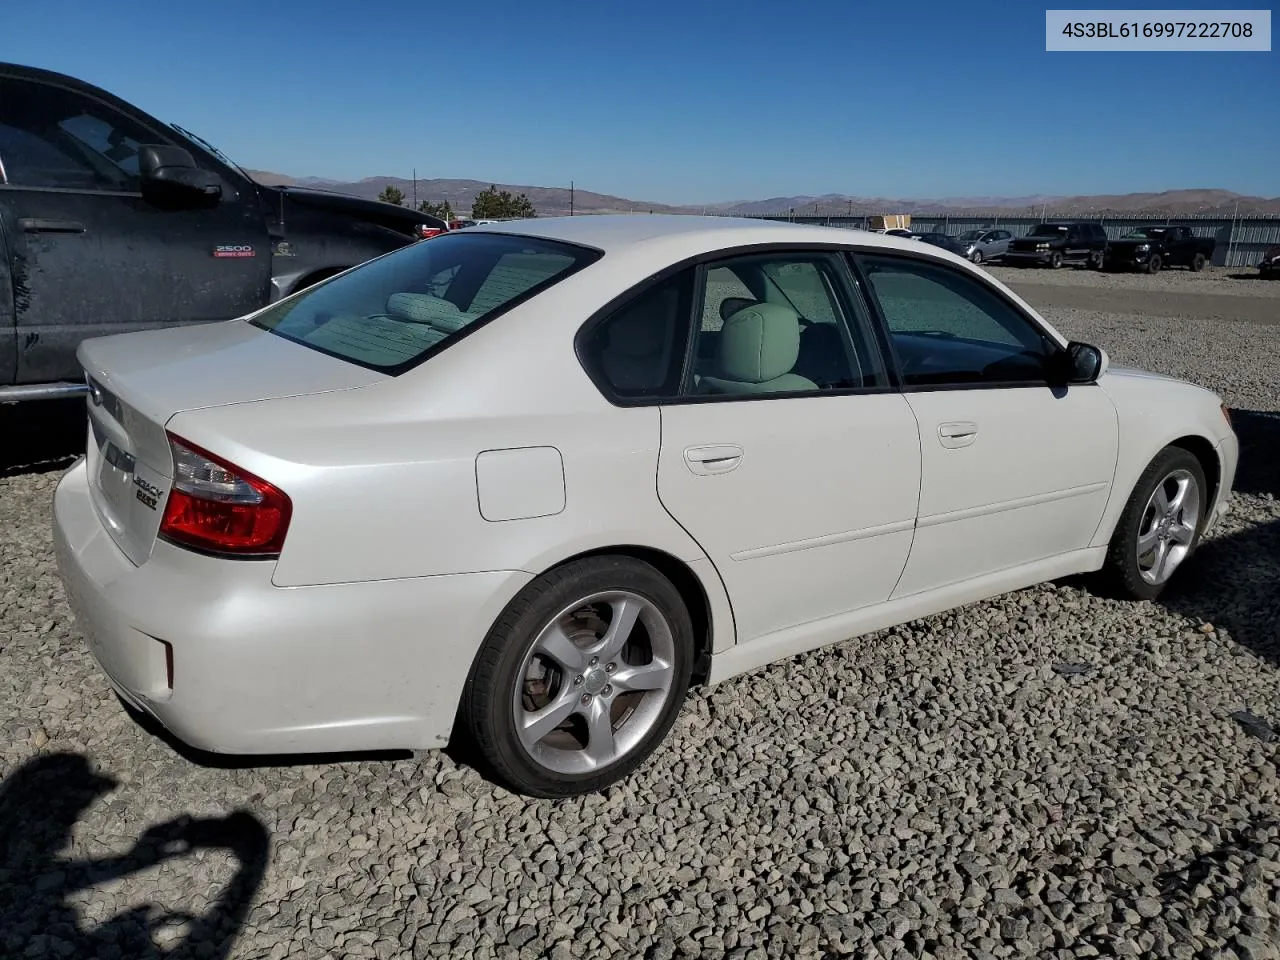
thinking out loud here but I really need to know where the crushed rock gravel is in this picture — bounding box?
[2,270,1278,960]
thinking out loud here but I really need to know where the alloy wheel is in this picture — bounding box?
[1135,468,1201,585]
[512,591,676,775]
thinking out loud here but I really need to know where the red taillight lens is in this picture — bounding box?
[158,434,292,557]
[417,225,445,239]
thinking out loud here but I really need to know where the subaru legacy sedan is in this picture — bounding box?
[53,215,1238,797]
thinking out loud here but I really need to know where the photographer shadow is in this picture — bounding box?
[0,752,269,960]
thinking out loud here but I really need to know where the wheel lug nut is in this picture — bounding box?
[580,694,592,705]
[589,656,599,667]
[573,675,583,685]
[603,684,613,696]
[605,662,616,673]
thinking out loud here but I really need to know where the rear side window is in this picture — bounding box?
[250,232,601,373]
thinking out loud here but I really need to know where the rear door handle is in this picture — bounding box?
[938,421,978,448]
[684,444,743,475]
[18,218,86,234]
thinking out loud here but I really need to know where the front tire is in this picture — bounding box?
[971,250,984,264]
[1145,254,1163,275]
[1100,446,1207,601]
[1049,251,1064,269]
[459,556,694,797]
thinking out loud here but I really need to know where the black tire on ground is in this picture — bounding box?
[971,250,983,264]
[1145,254,1163,275]
[1191,253,1206,272]
[1049,251,1064,269]
[458,555,694,798]
[1099,446,1208,602]
[1089,250,1104,270]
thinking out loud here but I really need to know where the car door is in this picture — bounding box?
[0,74,270,384]
[851,250,1119,599]
[991,230,1011,258]
[647,249,921,645]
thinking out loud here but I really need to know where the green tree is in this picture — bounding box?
[417,199,453,221]
[377,184,404,206]
[471,184,537,220]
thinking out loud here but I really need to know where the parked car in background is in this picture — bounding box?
[53,215,1237,797]
[915,232,969,257]
[1005,222,1108,269]
[1260,245,1280,279]
[1104,225,1214,274]
[0,61,445,403]
[955,227,1013,264]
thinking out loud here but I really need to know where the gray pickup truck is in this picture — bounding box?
[0,61,446,403]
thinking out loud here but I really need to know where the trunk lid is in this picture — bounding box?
[77,319,385,565]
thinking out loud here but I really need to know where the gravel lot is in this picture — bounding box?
[2,267,1278,960]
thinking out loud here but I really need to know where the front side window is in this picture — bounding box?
[0,77,157,191]
[252,232,600,372]
[856,253,1059,387]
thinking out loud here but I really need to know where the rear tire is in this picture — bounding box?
[1089,250,1104,270]
[458,556,694,798]
[1191,252,1206,272]
[1099,446,1207,601]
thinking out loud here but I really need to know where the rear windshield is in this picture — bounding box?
[1028,224,1068,236]
[249,232,601,373]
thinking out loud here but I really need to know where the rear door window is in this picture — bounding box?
[251,232,601,372]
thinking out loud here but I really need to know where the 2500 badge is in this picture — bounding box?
[133,475,163,510]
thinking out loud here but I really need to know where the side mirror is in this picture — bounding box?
[1059,341,1108,384]
[138,144,222,207]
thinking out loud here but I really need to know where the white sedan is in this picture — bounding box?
[53,215,1238,797]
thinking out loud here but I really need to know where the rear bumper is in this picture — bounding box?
[53,457,530,755]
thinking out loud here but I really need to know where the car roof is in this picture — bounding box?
[467,213,940,258]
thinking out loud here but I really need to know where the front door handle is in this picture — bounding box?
[18,218,86,234]
[938,421,978,448]
[684,444,743,475]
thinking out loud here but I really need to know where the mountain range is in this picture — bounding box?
[245,171,1280,217]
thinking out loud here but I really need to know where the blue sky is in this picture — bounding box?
[3,0,1275,204]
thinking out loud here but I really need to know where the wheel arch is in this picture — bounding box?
[532,544,724,686]
[1167,433,1222,517]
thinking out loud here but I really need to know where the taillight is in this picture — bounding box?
[158,433,292,558]
[416,224,445,239]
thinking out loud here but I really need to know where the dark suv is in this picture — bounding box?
[0,62,447,402]
[1005,222,1108,269]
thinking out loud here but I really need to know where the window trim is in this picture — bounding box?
[847,249,1072,393]
[573,242,899,408]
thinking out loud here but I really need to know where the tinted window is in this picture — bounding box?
[252,232,600,372]
[0,77,158,190]
[580,272,694,400]
[857,254,1058,387]
[690,253,884,395]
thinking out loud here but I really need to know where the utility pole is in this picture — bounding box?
[412,168,417,208]
[570,180,574,216]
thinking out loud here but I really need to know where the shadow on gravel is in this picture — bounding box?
[1156,512,1280,673]
[0,752,269,960]
[1226,408,1280,498]
[0,398,86,478]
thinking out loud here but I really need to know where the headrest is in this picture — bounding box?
[717,302,802,383]
[386,293,471,332]
[719,297,759,322]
